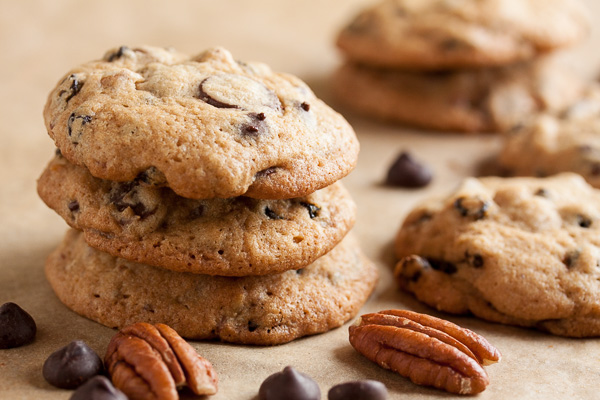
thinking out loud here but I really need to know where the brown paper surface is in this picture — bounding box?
[1,1,599,399]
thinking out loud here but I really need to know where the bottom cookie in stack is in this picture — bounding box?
[46,229,378,345]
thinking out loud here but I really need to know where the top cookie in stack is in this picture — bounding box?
[38,46,378,344]
[333,0,590,133]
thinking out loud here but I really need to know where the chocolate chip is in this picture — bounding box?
[300,202,320,219]
[562,250,580,269]
[256,167,278,178]
[577,214,592,228]
[385,152,432,188]
[241,112,269,136]
[67,114,92,143]
[454,196,489,220]
[106,46,129,62]
[68,200,80,212]
[70,375,127,400]
[109,182,154,218]
[591,163,600,176]
[427,258,457,275]
[264,207,283,220]
[534,188,549,197]
[259,366,320,400]
[198,74,281,111]
[43,340,103,389]
[59,74,84,103]
[55,148,63,157]
[188,205,204,220]
[135,167,166,187]
[0,302,36,349]
[328,380,388,400]
[248,321,259,332]
[472,254,484,268]
[300,102,310,112]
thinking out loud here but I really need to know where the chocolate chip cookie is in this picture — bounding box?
[498,87,600,186]
[45,230,378,345]
[37,154,356,276]
[337,0,589,70]
[44,45,359,199]
[332,59,583,133]
[394,173,600,337]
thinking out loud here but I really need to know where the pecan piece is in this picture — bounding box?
[349,310,500,395]
[105,322,218,400]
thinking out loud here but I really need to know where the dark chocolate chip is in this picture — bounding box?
[109,182,154,218]
[106,46,129,62]
[59,74,84,103]
[591,163,600,176]
[67,114,92,143]
[427,258,457,275]
[248,321,259,332]
[43,340,103,389]
[534,188,549,197]
[300,102,310,112]
[70,375,127,400]
[300,202,320,219]
[188,205,205,220]
[241,112,268,136]
[265,206,283,220]
[259,366,320,400]
[198,77,240,109]
[55,148,63,157]
[398,256,429,282]
[385,152,433,188]
[472,254,484,268]
[256,167,278,178]
[328,380,388,400]
[562,250,580,269]
[68,200,80,212]
[135,167,166,187]
[296,268,305,275]
[0,302,36,349]
[577,214,592,228]
[454,196,489,220]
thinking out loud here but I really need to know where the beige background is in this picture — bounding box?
[1,1,600,399]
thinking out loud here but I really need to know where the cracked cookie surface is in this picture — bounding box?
[44,45,358,199]
[337,0,589,69]
[394,174,600,337]
[37,154,356,276]
[45,230,378,345]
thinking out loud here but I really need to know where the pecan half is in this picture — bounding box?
[349,310,501,395]
[105,322,218,400]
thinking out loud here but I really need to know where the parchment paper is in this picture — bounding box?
[1,1,599,399]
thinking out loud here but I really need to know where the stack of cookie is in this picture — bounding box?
[38,45,378,345]
[333,0,589,133]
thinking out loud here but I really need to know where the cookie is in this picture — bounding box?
[43,45,359,199]
[498,87,600,187]
[336,0,589,70]
[394,173,600,337]
[37,154,356,276]
[45,230,378,345]
[332,59,582,133]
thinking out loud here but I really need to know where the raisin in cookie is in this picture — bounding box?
[332,59,582,133]
[498,87,600,186]
[394,174,600,337]
[43,45,359,199]
[37,154,355,276]
[45,230,378,345]
[337,0,589,69]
